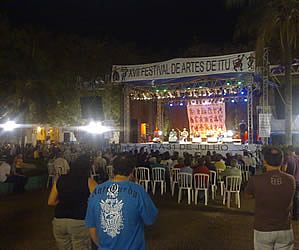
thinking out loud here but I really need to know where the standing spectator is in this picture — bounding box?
[85,155,158,249]
[48,155,97,250]
[245,146,295,250]
[286,146,299,220]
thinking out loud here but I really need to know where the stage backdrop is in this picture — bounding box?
[187,102,226,135]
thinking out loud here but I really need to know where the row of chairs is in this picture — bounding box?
[134,167,242,208]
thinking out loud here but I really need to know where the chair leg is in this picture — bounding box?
[227,192,231,208]
[152,182,155,195]
[195,190,198,205]
[220,182,224,196]
[205,190,208,206]
[223,191,226,205]
[171,183,174,196]
[188,189,191,205]
[178,189,181,203]
[237,192,240,208]
[212,186,215,200]
[160,182,163,195]
[145,182,148,192]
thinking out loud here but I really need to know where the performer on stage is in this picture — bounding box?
[168,129,178,143]
[153,127,162,143]
[180,128,189,142]
[239,120,247,143]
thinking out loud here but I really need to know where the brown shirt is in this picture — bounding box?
[245,170,295,232]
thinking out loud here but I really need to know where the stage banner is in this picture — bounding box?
[187,102,226,136]
[111,51,255,83]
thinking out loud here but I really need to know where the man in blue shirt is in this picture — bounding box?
[85,154,158,250]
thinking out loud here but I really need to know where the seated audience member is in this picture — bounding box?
[148,157,165,169]
[0,159,27,193]
[214,154,226,171]
[205,156,216,171]
[160,152,173,169]
[193,158,210,186]
[173,157,185,169]
[221,159,242,180]
[180,158,193,174]
[193,158,210,175]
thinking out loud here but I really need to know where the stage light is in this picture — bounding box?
[163,89,167,92]
[1,121,19,131]
[156,89,159,92]
[231,99,235,103]
[237,81,242,85]
[226,81,231,86]
[79,121,111,134]
[169,103,173,107]
[179,102,184,106]
[244,98,248,102]
[187,87,191,90]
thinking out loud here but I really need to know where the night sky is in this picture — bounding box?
[0,0,239,54]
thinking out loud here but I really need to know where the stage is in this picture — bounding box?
[120,142,259,157]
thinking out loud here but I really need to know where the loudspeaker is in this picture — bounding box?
[80,96,103,120]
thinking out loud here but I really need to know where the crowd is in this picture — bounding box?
[2,142,299,249]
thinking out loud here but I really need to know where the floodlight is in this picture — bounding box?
[1,121,19,131]
[80,121,111,134]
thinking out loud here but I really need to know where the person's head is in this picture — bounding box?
[197,158,205,167]
[287,146,296,156]
[205,155,212,164]
[215,154,222,162]
[230,159,238,168]
[184,157,192,167]
[206,151,211,156]
[113,155,134,177]
[177,157,184,165]
[263,146,283,170]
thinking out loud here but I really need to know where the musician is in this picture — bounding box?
[169,129,178,143]
[180,128,189,142]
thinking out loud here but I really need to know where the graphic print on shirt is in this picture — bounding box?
[100,184,124,238]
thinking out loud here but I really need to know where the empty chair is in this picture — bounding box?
[106,165,113,179]
[170,168,180,196]
[222,176,242,208]
[151,167,166,195]
[194,173,210,206]
[178,172,193,205]
[209,170,217,200]
[135,167,151,192]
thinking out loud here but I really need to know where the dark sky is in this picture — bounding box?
[0,0,239,52]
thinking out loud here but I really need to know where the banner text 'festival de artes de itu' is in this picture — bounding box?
[111,51,255,83]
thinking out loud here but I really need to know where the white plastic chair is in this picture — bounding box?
[46,162,62,188]
[106,165,113,179]
[170,168,180,196]
[241,164,250,182]
[222,176,241,208]
[209,170,217,200]
[90,164,99,180]
[178,172,193,205]
[194,173,210,206]
[151,168,166,195]
[135,167,151,192]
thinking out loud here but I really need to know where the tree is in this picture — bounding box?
[227,0,299,145]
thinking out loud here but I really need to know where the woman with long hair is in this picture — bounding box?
[48,154,97,250]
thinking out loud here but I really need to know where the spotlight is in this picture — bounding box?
[244,98,248,102]
[231,99,235,103]
[179,102,184,106]
[1,121,19,131]
[169,103,173,107]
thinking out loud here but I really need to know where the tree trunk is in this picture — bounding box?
[284,46,293,145]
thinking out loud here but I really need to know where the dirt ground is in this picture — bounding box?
[1,189,299,250]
